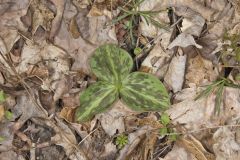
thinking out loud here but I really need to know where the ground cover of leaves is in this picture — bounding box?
[0,0,240,160]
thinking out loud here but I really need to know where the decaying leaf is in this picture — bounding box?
[54,20,96,73]
[164,52,187,93]
[178,135,215,160]
[159,143,197,160]
[49,0,66,40]
[117,126,153,160]
[38,117,88,160]
[0,122,15,152]
[30,0,55,34]
[186,55,219,86]
[213,127,240,160]
[140,40,173,76]
[168,33,202,49]
[98,100,134,136]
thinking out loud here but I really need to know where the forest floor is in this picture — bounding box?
[0,0,240,160]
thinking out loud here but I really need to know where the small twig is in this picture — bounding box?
[78,128,98,145]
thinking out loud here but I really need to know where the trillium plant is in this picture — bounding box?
[75,44,170,122]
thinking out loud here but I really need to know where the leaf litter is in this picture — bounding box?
[0,0,240,160]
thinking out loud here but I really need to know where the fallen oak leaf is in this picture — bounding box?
[49,0,66,40]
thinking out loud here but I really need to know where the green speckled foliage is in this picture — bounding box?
[75,44,170,122]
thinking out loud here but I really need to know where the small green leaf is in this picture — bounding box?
[134,47,142,55]
[0,136,5,142]
[159,127,168,136]
[160,113,170,126]
[5,110,13,120]
[120,72,170,111]
[90,44,133,84]
[75,81,118,122]
[169,133,178,141]
[0,91,6,103]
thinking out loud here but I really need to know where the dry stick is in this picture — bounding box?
[0,52,89,160]
[78,128,98,145]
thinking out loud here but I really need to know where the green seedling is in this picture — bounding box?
[134,47,142,55]
[75,44,170,122]
[195,78,240,115]
[4,110,13,120]
[159,113,177,141]
[0,90,6,103]
[116,134,128,149]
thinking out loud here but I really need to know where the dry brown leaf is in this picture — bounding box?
[49,0,66,40]
[142,131,158,160]
[0,150,22,160]
[144,0,217,21]
[141,40,173,76]
[69,16,81,38]
[166,88,215,131]
[0,29,20,54]
[100,142,117,159]
[0,0,29,31]
[72,0,90,9]
[178,135,215,160]
[12,93,47,130]
[42,117,88,160]
[0,122,15,152]
[97,100,136,136]
[54,20,96,73]
[86,16,117,45]
[15,41,70,91]
[159,143,197,160]
[117,126,153,160]
[30,0,54,35]
[168,33,202,49]
[164,51,187,93]
[213,127,240,160]
[175,6,205,37]
[186,55,218,86]
[59,106,76,123]
[53,75,73,102]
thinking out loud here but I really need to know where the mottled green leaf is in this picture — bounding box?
[90,44,133,84]
[120,72,170,111]
[75,81,118,122]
